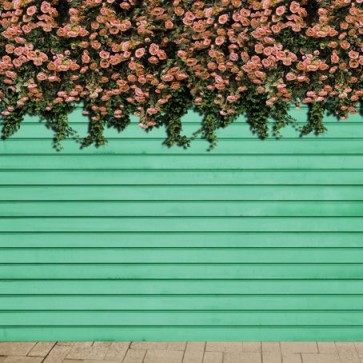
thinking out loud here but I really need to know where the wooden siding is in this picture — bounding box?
[0,107,363,341]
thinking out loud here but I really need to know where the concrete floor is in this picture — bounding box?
[1,342,363,363]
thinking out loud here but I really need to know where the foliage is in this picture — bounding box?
[0,0,362,150]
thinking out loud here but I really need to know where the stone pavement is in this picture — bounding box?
[1,342,363,363]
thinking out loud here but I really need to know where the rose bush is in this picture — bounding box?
[0,0,362,150]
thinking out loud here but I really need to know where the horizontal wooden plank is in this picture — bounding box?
[2,170,363,185]
[1,280,362,295]
[1,264,362,279]
[20,105,361,120]
[2,139,363,155]
[2,311,363,326]
[0,217,362,232]
[2,326,363,341]
[7,119,363,139]
[1,247,363,264]
[1,186,363,201]
[20,105,359,123]
[1,295,362,311]
[0,232,362,248]
[1,201,362,217]
[1,154,363,170]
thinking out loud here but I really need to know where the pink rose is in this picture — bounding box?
[40,2,51,13]
[149,43,159,56]
[229,53,238,61]
[286,72,296,81]
[165,20,174,29]
[276,6,286,16]
[290,2,300,13]
[82,51,90,63]
[218,14,229,24]
[348,50,359,59]
[99,50,110,59]
[215,36,225,46]
[331,53,339,63]
[36,72,47,81]
[26,6,37,16]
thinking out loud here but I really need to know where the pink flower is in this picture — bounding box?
[161,74,174,82]
[48,75,60,82]
[194,97,203,105]
[5,44,15,54]
[100,59,110,68]
[12,59,23,68]
[147,107,159,115]
[340,40,350,50]
[99,50,110,59]
[175,73,188,81]
[26,6,37,16]
[40,2,51,13]
[5,71,16,79]
[36,72,47,81]
[82,51,90,63]
[215,36,225,46]
[33,58,43,66]
[286,72,297,81]
[349,60,359,68]
[229,53,238,61]
[218,14,229,24]
[348,50,359,59]
[276,6,286,16]
[297,75,307,82]
[331,53,340,63]
[149,43,159,56]
[255,44,264,54]
[91,40,101,50]
[263,47,273,56]
[290,2,300,14]
[148,56,159,64]
[177,50,187,59]
[186,58,198,66]
[165,20,174,29]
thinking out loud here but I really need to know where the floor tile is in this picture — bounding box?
[317,343,337,354]
[130,342,168,351]
[3,357,42,363]
[302,353,340,363]
[205,342,243,353]
[143,349,184,363]
[283,354,302,363]
[122,349,146,363]
[336,342,360,363]
[27,342,56,357]
[203,352,222,363]
[223,352,261,363]
[243,342,261,352]
[263,352,282,363]
[168,342,187,351]
[263,343,281,353]
[43,345,73,363]
[104,342,129,361]
[281,343,318,354]
[0,344,36,357]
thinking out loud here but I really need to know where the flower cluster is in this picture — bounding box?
[0,0,362,149]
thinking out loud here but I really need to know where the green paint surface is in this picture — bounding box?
[0,108,363,341]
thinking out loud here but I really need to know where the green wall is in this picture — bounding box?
[0,107,363,341]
